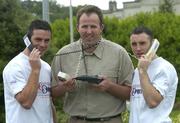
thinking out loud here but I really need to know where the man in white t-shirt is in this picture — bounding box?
[3,20,55,123]
[129,26,178,123]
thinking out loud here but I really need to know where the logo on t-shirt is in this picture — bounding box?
[38,82,50,97]
[131,84,143,97]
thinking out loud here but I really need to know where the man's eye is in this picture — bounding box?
[90,25,97,28]
[140,42,145,45]
[131,43,136,46]
[45,40,50,43]
[81,25,88,28]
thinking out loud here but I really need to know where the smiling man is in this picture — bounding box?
[51,5,134,123]
[3,20,55,123]
[129,26,178,123]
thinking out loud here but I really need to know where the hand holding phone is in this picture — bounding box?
[23,34,34,52]
[57,71,71,81]
[145,39,160,60]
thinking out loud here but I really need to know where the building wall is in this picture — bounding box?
[104,0,180,18]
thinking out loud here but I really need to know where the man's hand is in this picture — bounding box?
[89,76,113,92]
[62,78,76,92]
[138,55,151,72]
[29,48,41,70]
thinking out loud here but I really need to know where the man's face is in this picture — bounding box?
[130,32,151,58]
[77,13,103,46]
[31,29,51,55]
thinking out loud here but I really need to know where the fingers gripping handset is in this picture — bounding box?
[23,34,34,52]
[23,34,41,70]
[145,39,160,59]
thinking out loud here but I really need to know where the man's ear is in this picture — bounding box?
[76,24,79,32]
[100,24,104,33]
[101,24,104,31]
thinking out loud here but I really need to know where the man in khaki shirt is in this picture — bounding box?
[51,5,134,123]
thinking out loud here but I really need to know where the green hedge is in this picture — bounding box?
[51,12,180,97]
[1,11,180,122]
[51,12,180,122]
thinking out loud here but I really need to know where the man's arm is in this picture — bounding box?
[90,77,131,100]
[106,82,131,100]
[138,68,163,108]
[138,56,163,108]
[15,49,41,109]
[51,79,76,98]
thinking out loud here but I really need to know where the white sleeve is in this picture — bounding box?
[152,66,177,97]
[4,64,26,96]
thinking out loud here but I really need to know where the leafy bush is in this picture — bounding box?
[51,12,180,123]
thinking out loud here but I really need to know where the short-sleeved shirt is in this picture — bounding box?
[3,52,53,123]
[52,38,134,118]
[129,57,178,123]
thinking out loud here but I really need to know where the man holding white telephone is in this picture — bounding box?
[129,26,178,123]
[3,20,55,123]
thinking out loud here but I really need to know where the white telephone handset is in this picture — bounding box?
[145,39,160,59]
[23,34,34,52]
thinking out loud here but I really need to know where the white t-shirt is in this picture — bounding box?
[129,57,178,123]
[3,52,53,123]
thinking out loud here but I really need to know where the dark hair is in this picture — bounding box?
[27,19,52,38]
[131,26,153,41]
[76,5,103,26]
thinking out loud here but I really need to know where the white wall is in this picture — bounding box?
[104,0,180,18]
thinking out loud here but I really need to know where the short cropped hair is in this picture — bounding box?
[131,26,153,41]
[27,19,52,38]
[76,5,103,26]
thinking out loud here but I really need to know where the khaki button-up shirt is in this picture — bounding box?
[52,39,134,118]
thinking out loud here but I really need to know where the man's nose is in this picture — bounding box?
[40,41,46,47]
[136,44,141,50]
[86,27,92,33]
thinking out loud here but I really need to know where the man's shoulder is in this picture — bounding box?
[5,53,26,67]
[3,53,27,75]
[156,57,174,68]
[57,40,80,54]
[40,59,51,69]
[154,57,177,75]
[102,39,126,52]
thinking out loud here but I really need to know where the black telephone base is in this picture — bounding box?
[75,75,103,84]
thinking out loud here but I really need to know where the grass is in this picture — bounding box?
[121,109,180,123]
[56,101,180,123]
[170,110,180,123]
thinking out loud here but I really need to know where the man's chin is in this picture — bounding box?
[83,40,99,45]
[39,51,45,56]
[135,55,141,58]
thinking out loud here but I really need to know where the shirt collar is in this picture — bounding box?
[78,38,104,59]
[83,39,104,60]
[93,41,103,59]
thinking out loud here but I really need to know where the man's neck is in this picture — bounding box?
[81,42,100,53]
[23,48,30,56]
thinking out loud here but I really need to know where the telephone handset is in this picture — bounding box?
[23,34,34,52]
[145,39,160,59]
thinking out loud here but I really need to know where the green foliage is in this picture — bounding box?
[122,109,180,123]
[0,0,36,121]
[170,109,180,123]
[159,0,174,13]
[21,0,80,22]
[50,17,78,54]
[0,0,36,60]
[1,2,180,122]
[51,11,180,123]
